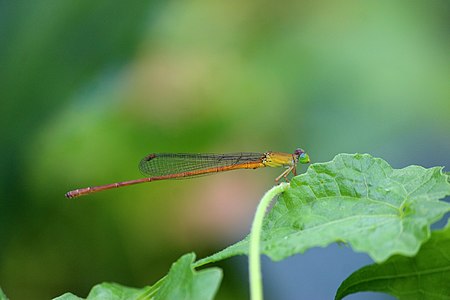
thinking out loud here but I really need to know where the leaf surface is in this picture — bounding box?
[0,288,9,300]
[335,222,450,300]
[153,253,222,300]
[54,253,222,300]
[53,283,145,300]
[197,154,450,266]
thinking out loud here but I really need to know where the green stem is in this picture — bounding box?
[249,182,290,300]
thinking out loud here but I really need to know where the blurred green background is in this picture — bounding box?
[1,1,449,299]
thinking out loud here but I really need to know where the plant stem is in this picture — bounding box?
[249,182,290,300]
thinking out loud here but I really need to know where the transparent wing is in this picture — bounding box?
[139,152,265,177]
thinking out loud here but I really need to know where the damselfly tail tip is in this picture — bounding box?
[65,190,78,199]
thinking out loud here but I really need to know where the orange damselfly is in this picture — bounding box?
[65,148,310,198]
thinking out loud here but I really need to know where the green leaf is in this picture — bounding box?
[153,253,222,300]
[335,221,450,300]
[53,294,83,300]
[53,253,222,300]
[0,287,9,300]
[197,154,450,266]
[53,283,145,300]
[53,293,83,300]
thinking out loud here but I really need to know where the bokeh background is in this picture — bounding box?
[1,1,449,299]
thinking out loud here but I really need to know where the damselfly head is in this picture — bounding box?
[294,148,310,164]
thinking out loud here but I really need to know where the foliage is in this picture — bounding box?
[2,154,447,299]
[42,154,450,299]
[335,222,450,299]
[0,288,9,300]
[54,253,221,300]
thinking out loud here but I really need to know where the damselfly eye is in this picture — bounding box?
[298,151,310,164]
[294,148,305,156]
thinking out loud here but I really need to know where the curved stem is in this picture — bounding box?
[249,182,290,300]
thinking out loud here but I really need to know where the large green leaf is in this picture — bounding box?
[335,221,450,300]
[54,253,222,300]
[197,154,450,266]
